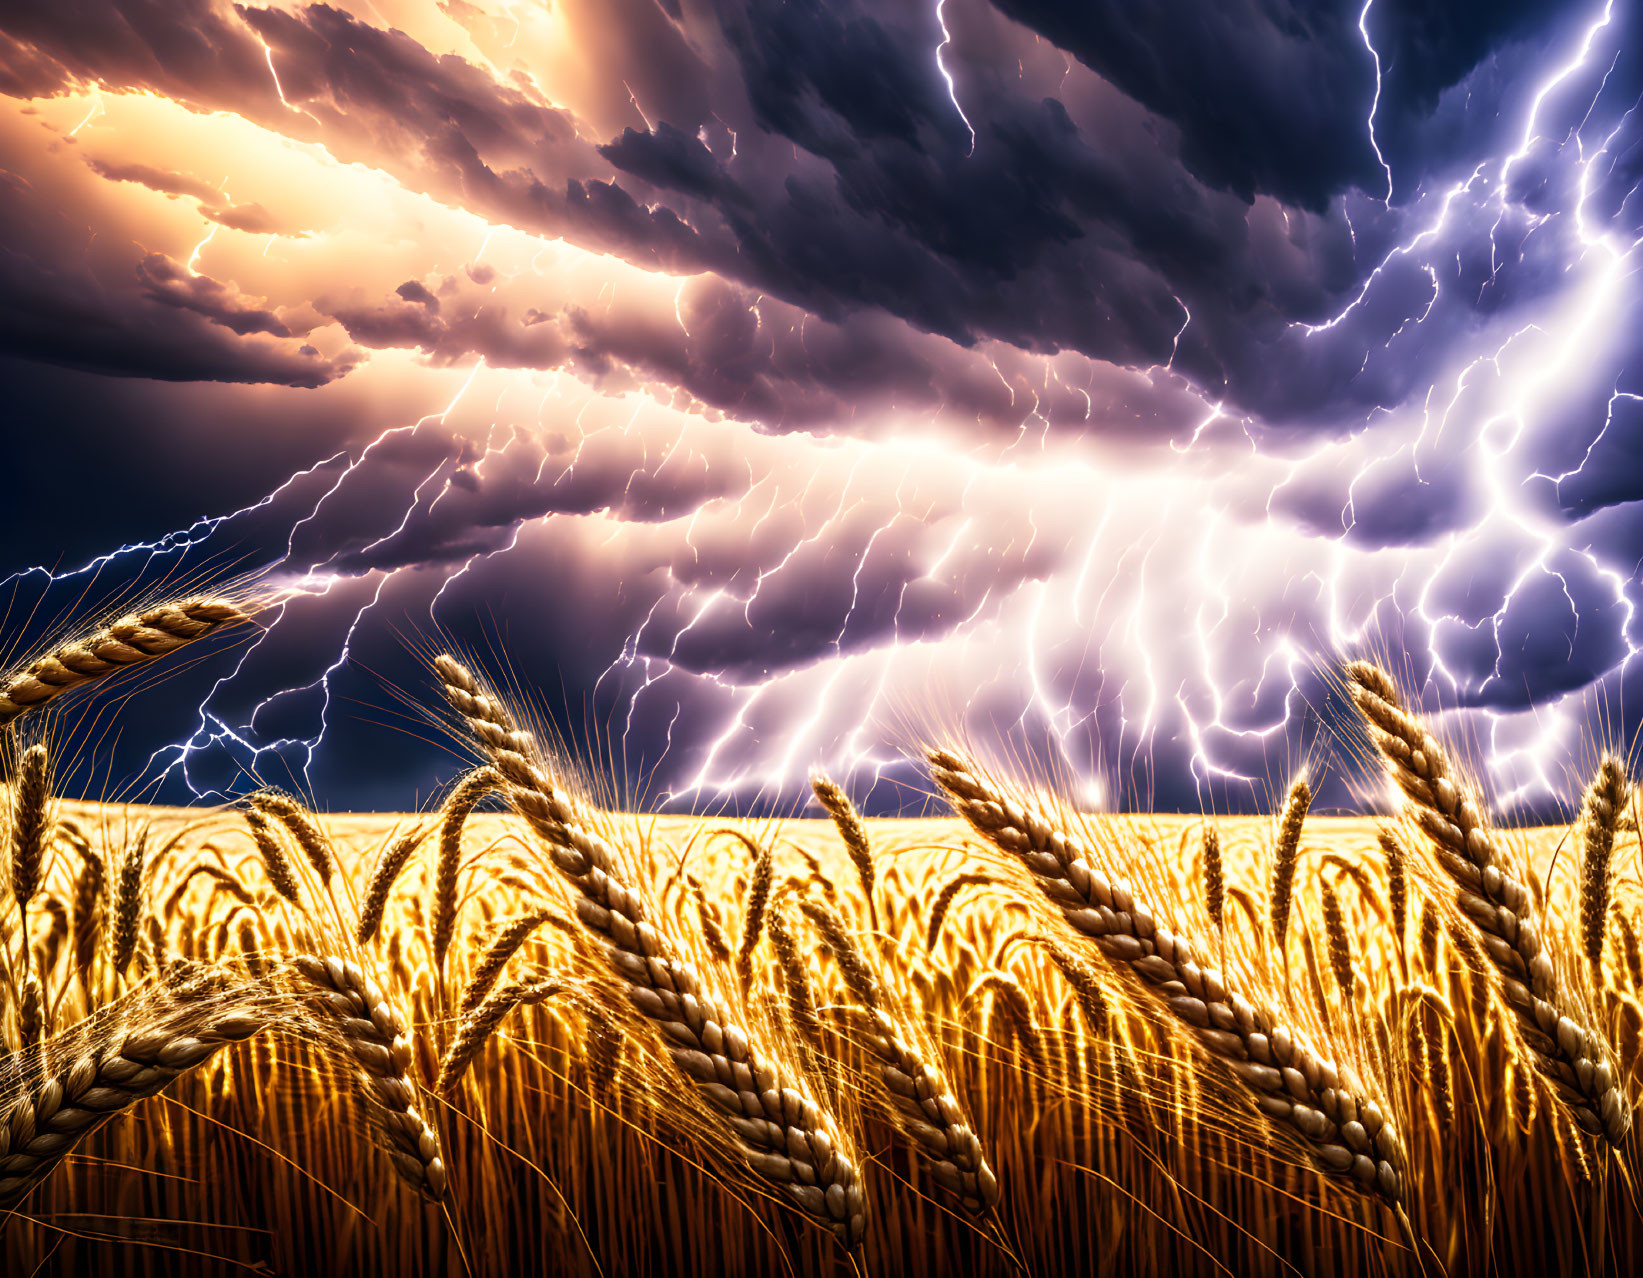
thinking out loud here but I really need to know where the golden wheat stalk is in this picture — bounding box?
[689,876,733,962]
[966,970,1044,1063]
[1042,935,1109,1035]
[810,773,877,927]
[244,807,301,903]
[356,822,428,945]
[0,967,274,1208]
[457,909,569,1019]
[1378,827,1408,976]
[1579,754,1627,970]
[434,653,866,1247]
[1321,879,1354,1000]
[1202,822,1224,932]
[927,872,995,952]
[734,834,774,992]
[16,972,44,1047]
[927,748,1406,1204]
[437,976,565,1093]
[800,894,1001,1215]
[63,826,103,993]
[248,791,335,886]
[1268,779,1310,955]
[0,598,250,728]
[107,830,148,978]
[291,954,447,1200]
[1343,661,1629,1146]
[433,767,501,976]
[8,744,49,923]
[764,900,821,1044]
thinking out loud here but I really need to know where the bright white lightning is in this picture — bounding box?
[260,37,294,110]
[1358,0,1394,202]
[934,0,976,156]
[68,91,104,137]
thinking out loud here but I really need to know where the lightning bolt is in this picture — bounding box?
[15,0,1640,826]
[934,0,976,156]
[1359,0,1394,203]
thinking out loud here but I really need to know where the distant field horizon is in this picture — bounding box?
[55,797,1567,829]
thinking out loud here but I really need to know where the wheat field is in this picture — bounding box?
[1,599,1640,1275]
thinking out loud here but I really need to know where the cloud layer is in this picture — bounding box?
[0,0,1639,815]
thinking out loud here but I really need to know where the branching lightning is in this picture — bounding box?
[11,0,1641,819]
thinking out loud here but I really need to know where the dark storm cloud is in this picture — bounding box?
[0,0,280,109]
[1367,0,1590,182]
[599,121,746,205]
[81,157,303,234]
[0,3,675,257]
[200,200,289,233]
[7,0,1619,445]
[83,157,222,202]
[594,1,1411,421]
[278,419,758,581]
[327,296,567,369]
[0,169,345,387]
[395,280,440,312]
[985,0,1385,209]
[228,402,1040,692]
[136,252,295,337]
[310,266,1209,444]
[1548,391,1643,518]
[0,0,1528,433]
[0,29,67,98]
[1486,550,1631,709]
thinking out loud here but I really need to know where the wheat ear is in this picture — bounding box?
[0,970,273,1207]
[1378,827,1408,977]
[927,872,994,952]
[437,977,564,1092]
[928,748,1405,1204]
[689,876,733,963]
[0,597,250,728]
[16,972,44,1047]
[1344,661,1629,1146]
[291,954,447,1200]
[1268,780,1310,955]
[435,653,866,1246]
[244,807,301,903]
[765,901,821,1044]
[108,831,148,977]
[356,822,427,945]
[734,834,775,992]
[1579,754,1627,970]
[966,971,1044,1063]
[1321,879,1355,1000]
[457,910,569,1018]
[64,827,103,994]
[1202,822,1224,932]
[248,791,334,886]
[433,767,501,976]
[801,895,1001,1215]
[811,773,877,928]
[8,745,49,926]
[1042,936,1110,1035]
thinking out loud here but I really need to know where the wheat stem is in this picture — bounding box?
[928,747,1406,1204]
[0,598,250,728]
[435,653,866,1247]
[1344,661,1629,1146]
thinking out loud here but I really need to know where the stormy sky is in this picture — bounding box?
[1,0,1640,815]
